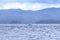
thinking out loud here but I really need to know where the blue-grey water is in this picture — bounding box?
[0,24,60,40]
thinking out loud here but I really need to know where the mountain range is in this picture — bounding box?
[0,8,60,24]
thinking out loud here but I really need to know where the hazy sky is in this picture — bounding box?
[1,0,60,3]
[0,0,60,11]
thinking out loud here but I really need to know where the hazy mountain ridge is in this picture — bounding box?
[0,8,60,24]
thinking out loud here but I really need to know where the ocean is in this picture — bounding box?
[0,24,60,40]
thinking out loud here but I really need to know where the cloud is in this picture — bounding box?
[0,2,60,11]
[0,0,60,4]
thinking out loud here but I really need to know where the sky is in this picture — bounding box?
[0,0,60,11]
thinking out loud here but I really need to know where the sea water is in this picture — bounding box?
[0,24,60,40]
